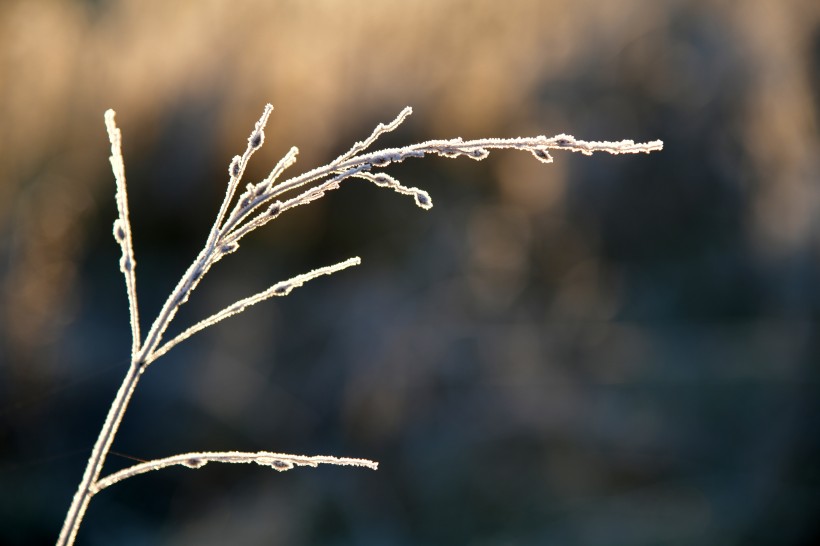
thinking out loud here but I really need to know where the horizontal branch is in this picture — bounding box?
[209,104,274,245]
[91,450,378,493]
[217,122,663,247]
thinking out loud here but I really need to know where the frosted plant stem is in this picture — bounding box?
[58,112,149,546]
[92,451,378,493]
[56,249,223,546]
[57,103,662,546]
[56,107,370,546]
[56,361,143,546]
[149,257,362,364]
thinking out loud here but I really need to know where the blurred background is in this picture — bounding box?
[1,0,818,544]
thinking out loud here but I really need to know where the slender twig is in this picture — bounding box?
[92,451,378,493]
[104,110,141,358]
[334,105,413,163]
[56,359,144,546]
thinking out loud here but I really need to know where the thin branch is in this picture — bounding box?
[208,104,274,246]
[135,249,212,364]
[347,133,665,167]
[218,145,300,239]
[353,171,433,210]
[104,110,141,358]
[335,106,414,163]
[218,123,663,248]
[265,146,300,186]
[92,450,379,493]
[270,132,662,207]
[56,361,145,546]
[147,257,362,364]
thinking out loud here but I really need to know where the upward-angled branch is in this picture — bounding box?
[104,110,141,358]
[147,256,362,364]
[334,105,414,163]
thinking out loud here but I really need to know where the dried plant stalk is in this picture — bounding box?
[149,257,362,363]
[57,104,662,546]
[92,451,378,494]
[104,111,140,359]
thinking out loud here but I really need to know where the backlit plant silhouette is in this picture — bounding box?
[56,104,662,545]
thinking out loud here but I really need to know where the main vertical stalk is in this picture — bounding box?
[56,361,144,546]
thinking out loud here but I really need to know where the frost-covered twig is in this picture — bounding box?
[57,104,662,546]
[104,111,141,359]
[92,450,378,494]
[148,257,361,364]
